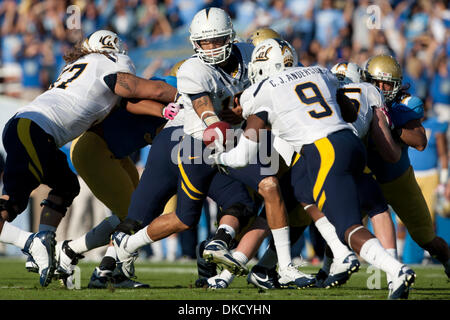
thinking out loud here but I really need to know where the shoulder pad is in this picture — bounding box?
[399,95,423,109]
[390,95,424,126]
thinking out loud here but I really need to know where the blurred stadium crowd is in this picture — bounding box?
[0,0,449,264]
[1,0,450,108]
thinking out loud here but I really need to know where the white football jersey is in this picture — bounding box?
[240,66,351,153]
[176,42,254,140]
[340,82,386,139]
[15,52,135,147]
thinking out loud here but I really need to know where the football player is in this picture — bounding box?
[198,27,317,290]
[0,29,176,287]
[206,61,400,291]
[40,60,185,288]
[304,62,401,290]
[210,38,416,299]
[363,54,450,278]
[112,8,315,289]
[110,7,257,279]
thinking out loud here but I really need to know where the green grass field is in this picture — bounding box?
[0,258,448,301]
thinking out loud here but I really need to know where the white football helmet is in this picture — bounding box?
[248,38,297,85]
[82,30,127,54]
[189,7,235,65]
[330,62,362,84]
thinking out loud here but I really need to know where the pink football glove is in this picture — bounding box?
[162,102,181,120]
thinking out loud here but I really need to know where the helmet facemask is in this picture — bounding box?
[368,76,401,102]
[192,35,234,65]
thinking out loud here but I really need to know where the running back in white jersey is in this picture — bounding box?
[339,82,386,139]
[240,66,351,153]
[15,52,135,147]
[176,42,254,140]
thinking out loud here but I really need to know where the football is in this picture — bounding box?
[202,121,231,148]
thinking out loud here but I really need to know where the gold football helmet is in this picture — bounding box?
[247,28,282,46]
[364,54,402,102]
[168,59,186,77]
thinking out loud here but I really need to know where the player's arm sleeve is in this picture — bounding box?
[240,82,271,120]
[176,62,212,95]
[218,123,260,168]
[178,63,219,124]
[392,96,427,150]
[392,96,424,126]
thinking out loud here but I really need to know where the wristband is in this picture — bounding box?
[202,112,220,126]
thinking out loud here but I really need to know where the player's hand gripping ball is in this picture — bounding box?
[203,121,231,151]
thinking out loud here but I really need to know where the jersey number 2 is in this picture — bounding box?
[50,63,88,90]
[295,82,332,119]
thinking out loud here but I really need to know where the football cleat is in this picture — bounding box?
[322,253,360,288]
[56,240,85,279]
[88,267,113,289]
[314,268,329,288]
[389,265,416,300]
[88,266,150,289]
[278,263,316,289]
[111,267,150,288]
[22,231,57,287]
[112,231,138,279]
[196,240,218,279]
[247,265,280,290]
[205,274,231,289]
[25,256,39,273]
[195,277,209,288]
[202,240,248,276]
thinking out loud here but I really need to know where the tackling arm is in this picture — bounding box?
[125,99,166,117]
[394,118,427,151]
[370,107,402,163]
[125,99,180,120]
[114,73,177,103]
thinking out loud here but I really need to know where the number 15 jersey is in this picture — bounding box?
[240,66,351,153]
[15,52,135,147]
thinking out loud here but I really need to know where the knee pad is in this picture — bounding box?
[0,198,26,222]
[115,218,143,235]
[217,203,255,228]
